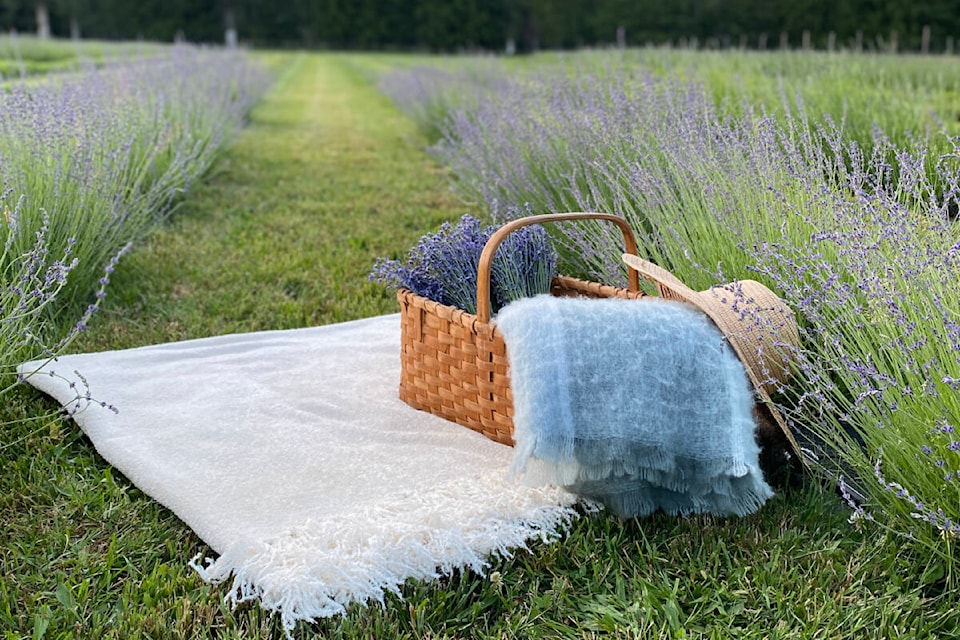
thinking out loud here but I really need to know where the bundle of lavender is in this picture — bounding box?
[370,214,557,315]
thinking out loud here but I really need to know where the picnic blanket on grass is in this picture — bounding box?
[18,314,578,637]
[495,295,774,518]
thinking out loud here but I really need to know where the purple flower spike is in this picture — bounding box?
[370,214,556,315]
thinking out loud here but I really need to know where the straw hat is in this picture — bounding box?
[622,253,802,458]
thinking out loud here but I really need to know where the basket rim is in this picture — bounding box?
[397,287,491,334]
[396,274,642,334]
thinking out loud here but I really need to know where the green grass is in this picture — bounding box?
[542,48,960,139]
[2,52,959,639]
[0,34,165,77]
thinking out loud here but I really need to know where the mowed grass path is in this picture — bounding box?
[78,53,461,348]
[3,53,960,639]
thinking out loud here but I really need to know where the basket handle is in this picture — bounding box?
[476,212,641,323]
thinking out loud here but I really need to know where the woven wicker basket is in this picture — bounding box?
[397,212,646,446]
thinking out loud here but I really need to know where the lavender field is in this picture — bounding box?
[1,45,271,402]
[0,33,163,76]
[2,46,959,636]
[379,49,960,578]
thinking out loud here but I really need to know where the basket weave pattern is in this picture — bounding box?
[397,213,645,446]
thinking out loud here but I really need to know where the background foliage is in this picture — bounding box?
[5,0,960,52]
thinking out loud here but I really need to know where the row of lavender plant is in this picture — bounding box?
[1,45,272,394]
[376,58,512,142]
[609,49,960,152]
[380,60,960,573]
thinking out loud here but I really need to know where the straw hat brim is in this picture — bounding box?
[622,253,802,458]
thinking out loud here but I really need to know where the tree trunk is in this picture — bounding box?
[36,1,50,39]
[225,6,237,48]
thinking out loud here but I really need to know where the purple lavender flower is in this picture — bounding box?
[370,214,556,315]
[491,223,557,313]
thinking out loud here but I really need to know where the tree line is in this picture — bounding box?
[5,0,960,53]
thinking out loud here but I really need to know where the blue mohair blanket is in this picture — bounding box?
[495,295,774,518]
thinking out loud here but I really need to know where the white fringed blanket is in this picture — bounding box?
[18,315,578,636]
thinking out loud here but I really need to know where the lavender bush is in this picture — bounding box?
[370,214,557,315]
[750,131,960,550]
[380,56,960,574]
[0,45,271,314]
[615,49,960,158]
[0,32,164,76]
[377,58,512,143]
[1,196,125,400]
[1,199,80,371]
[1,45,271,414]
[431,65,795,287]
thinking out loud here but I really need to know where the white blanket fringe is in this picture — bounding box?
[190,484,576,635]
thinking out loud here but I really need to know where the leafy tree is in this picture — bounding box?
[3,0,957,52]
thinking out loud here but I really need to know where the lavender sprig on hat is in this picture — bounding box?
[370,214,557,315]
